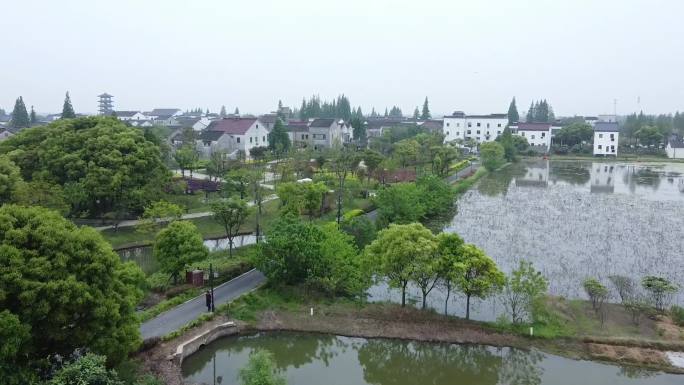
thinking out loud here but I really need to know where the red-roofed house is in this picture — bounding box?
[198,117,270,158]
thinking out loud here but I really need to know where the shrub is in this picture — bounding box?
[671,305,684,326]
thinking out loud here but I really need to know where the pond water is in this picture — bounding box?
[117,234,257,274]
[370,160,684,321]
[181,332,681,385]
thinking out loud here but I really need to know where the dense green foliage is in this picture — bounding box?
[479,142,505,171]
[153,220,209,283]
[238,350,286,385]
[0,117,170,218]
[553,123,593,147]
[365,223,435,306]
[453,244,505,319]
[48,354,124,385]
[374,176,455,226]
[341,215,376,249]
[0,205,145,374]
[276,181,327,219]
[137,200,183,234]
[502,260,549,323]
[0,155,25,204]
[254,216,367,296]
[641,276,678,312]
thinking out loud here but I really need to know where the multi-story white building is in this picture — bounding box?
[442,112,508,143]
[593,122,619,156]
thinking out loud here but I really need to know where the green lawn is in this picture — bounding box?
[103,199,281,249]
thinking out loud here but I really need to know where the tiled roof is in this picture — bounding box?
[150,108,181,116]
[206,117,257,135]
[114,110,140,117]
[667,135,684,149]
[285,122,309,132]
[467,113,508,119]
[176,117,201,127]
[310,118,335,128]
[199,130,225,141]
[259,114,278,124]
[594,122,619,132]
[516,123,552,131]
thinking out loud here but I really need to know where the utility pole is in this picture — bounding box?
[209,263,215,312]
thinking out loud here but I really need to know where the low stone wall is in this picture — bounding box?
[170,321,238,365]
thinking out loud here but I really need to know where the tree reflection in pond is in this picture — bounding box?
[358,339,501,385]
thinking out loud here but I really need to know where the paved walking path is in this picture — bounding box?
[446,161,479,184]
[94,195,278,231]
[140,269,266,340]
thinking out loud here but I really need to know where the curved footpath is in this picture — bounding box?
[140,269,266,340]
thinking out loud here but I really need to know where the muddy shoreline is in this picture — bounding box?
[138,303,684,385]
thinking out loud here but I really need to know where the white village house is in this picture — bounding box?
[593,122,619,156]
[510,123,559,151]
[309,118,343,150]
[666,134,684,159]
[442,112,508,143]
[197,117,270,159]
[285,121,310,148]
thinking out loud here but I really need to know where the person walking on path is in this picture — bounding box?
[205,290,212,312]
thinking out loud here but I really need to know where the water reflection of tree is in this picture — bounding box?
[262,333,343,369]
[478,163,527,197]
[549,163,590,185]
[618,365,657,379]
[357,339,501,385]
[497,348,545,385]
[622,166,662,191]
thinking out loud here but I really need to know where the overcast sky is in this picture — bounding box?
[1,0,683,117]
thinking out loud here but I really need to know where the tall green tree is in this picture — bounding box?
[0,205,145,368]
[61,91,76,119]
[254,215,367,296]
[220,105,227,117]
[507,97,519,125]
[268,118,291,151]
[29,105,37,125]
[479,141,506,171]
[502,260,548,323]
[413,107,420,120]
[153,220,209,284]
[421,97,431,120]
[9,96,29,128]
[136,200,184,234]
[436,232,465,315]
[495,127,517,162]
[365,223,436,306]
[211,198,252,257]
[454,244,505,320]
[1,116,169,218]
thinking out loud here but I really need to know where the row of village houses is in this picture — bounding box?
[164,110,627,159]
[3,106,684,159]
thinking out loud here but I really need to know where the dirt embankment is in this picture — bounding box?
[137,303,684,384]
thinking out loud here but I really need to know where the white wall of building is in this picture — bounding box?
[517,129,551,148]
[593,131,619,156]
[443,115,507,143]
[666,143,684,159]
